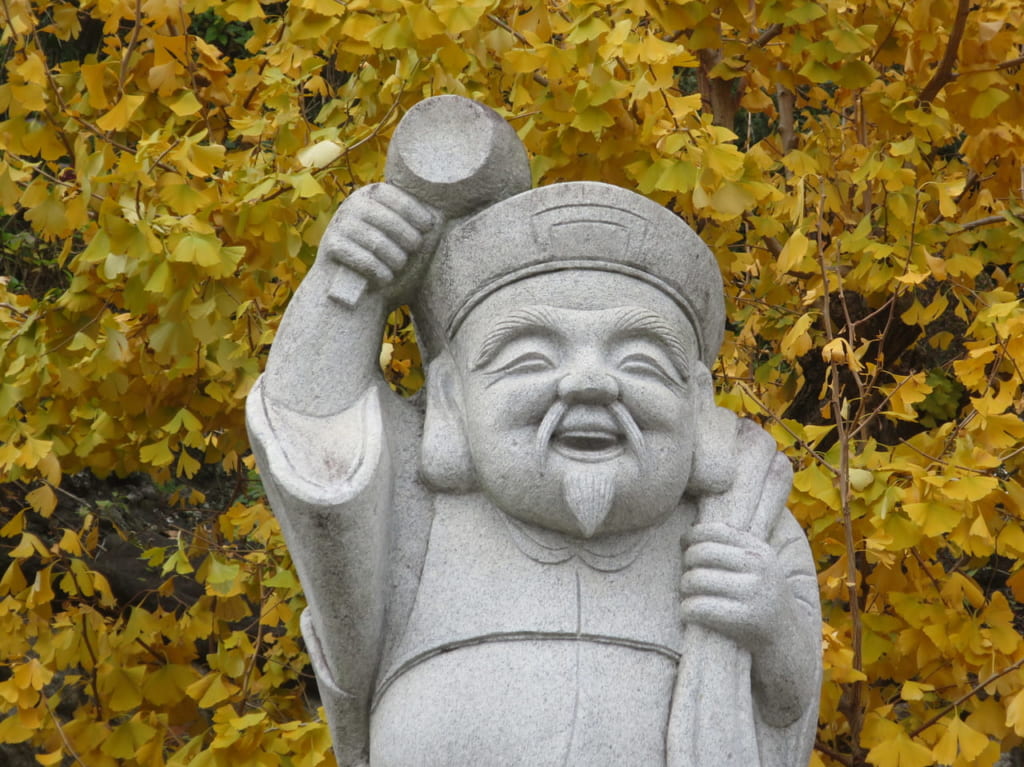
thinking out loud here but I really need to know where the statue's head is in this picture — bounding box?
[416,181,732,538]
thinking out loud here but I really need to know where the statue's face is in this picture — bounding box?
[450,271,707,538]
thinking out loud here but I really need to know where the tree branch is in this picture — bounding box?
[911,657,1024,737]
[960,214,1007,230]
[919,0,970,104]
[777,82,796,153]
[815,740,853,767]
[117,0,144,95]
[755,23,783,48]
[487,13,549,87]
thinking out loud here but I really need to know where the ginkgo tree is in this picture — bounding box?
[1,0,1023,765]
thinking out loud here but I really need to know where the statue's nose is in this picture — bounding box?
[557,371,619,405]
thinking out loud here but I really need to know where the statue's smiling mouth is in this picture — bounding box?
[552,429,625,461]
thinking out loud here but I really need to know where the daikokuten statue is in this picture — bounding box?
[247,96,821,766]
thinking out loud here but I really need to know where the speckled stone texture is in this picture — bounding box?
[247,95,822,766]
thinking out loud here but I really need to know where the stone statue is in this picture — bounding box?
[247,96,821,766]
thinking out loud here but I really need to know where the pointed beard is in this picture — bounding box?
[563,468,616,538]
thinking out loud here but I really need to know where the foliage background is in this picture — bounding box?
[1,0,1023,765]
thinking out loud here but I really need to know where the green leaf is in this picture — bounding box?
[170,233,221,266]
[970,88,1010,119]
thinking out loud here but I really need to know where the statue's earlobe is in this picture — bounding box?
[687,364,736,496]
[419,352,477,493]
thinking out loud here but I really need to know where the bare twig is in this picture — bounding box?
[815,739,853,767]
[44,698,90,767]
[960,214,1008,231]
[79,615,105,721]
[118,0,144,95]
[486,13,549,86]
[734,381,840,475]
[817,186,865,754]
[4,152,106,204]
[46,480,98,511]
[897,436,991,473]
[911,657,1024,737]
[910,547,949,603]
[240,564,265,709]
[0,302,29,318]
[996,54,1024,71]
[869,0,909,65]
[958,54,1024,76]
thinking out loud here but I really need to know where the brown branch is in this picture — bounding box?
[911,657,1024,737]
[997,54,1024,71]
[869,0,909,65]
[242,21,286,110]
[960,214,1007,230]
[817,189,865,756]
[178,3,214,137]
[777,82,796,153]
[240,564,264,710]
[134,637,167,664]
[46,480,97,512]
[754,23,783,48]
[5,152,106,204]
[117,0,144,95]
[734,381,840,476]
[44,698,90,767]
[486,12,528,46]
[79,615,105,721]
[0,302,29,318]
[486,13,549,87]
[910,547,949,604]
[815,740,853,767]
[893,434,990,474]
[698,48,743,130]
[919,0,970,104]
[959,54,1024,76]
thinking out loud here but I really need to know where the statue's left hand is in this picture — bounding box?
[678,521,799,653]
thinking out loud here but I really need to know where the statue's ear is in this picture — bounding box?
[686,364,736,496]
[419,351,477,493]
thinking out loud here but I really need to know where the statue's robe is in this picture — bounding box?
[247,378,821,766]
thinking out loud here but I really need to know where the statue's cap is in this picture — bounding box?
[416,181,725,369]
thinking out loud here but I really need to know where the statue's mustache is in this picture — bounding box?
[535,399,646,468]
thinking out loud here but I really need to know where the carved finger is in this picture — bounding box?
[679,595,757,639]
[329,241,395,286]
[682,540,763,574]
[358,202,425,253]
[370,183,439,232]
[679,568,758,600]
[343,225,410,272]
[684,521,761,548]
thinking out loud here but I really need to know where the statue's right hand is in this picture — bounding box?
[319,183,440,303]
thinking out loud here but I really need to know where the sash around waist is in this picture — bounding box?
[372,630,681,710]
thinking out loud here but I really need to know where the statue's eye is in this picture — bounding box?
[618,354,680,386]
[493,352,555,375]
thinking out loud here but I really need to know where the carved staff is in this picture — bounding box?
[667,421,794,766]
[328,95,531,307]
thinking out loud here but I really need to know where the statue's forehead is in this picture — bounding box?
[474,305,675,337]
[452,271,696,359]
[458,270,688,324]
